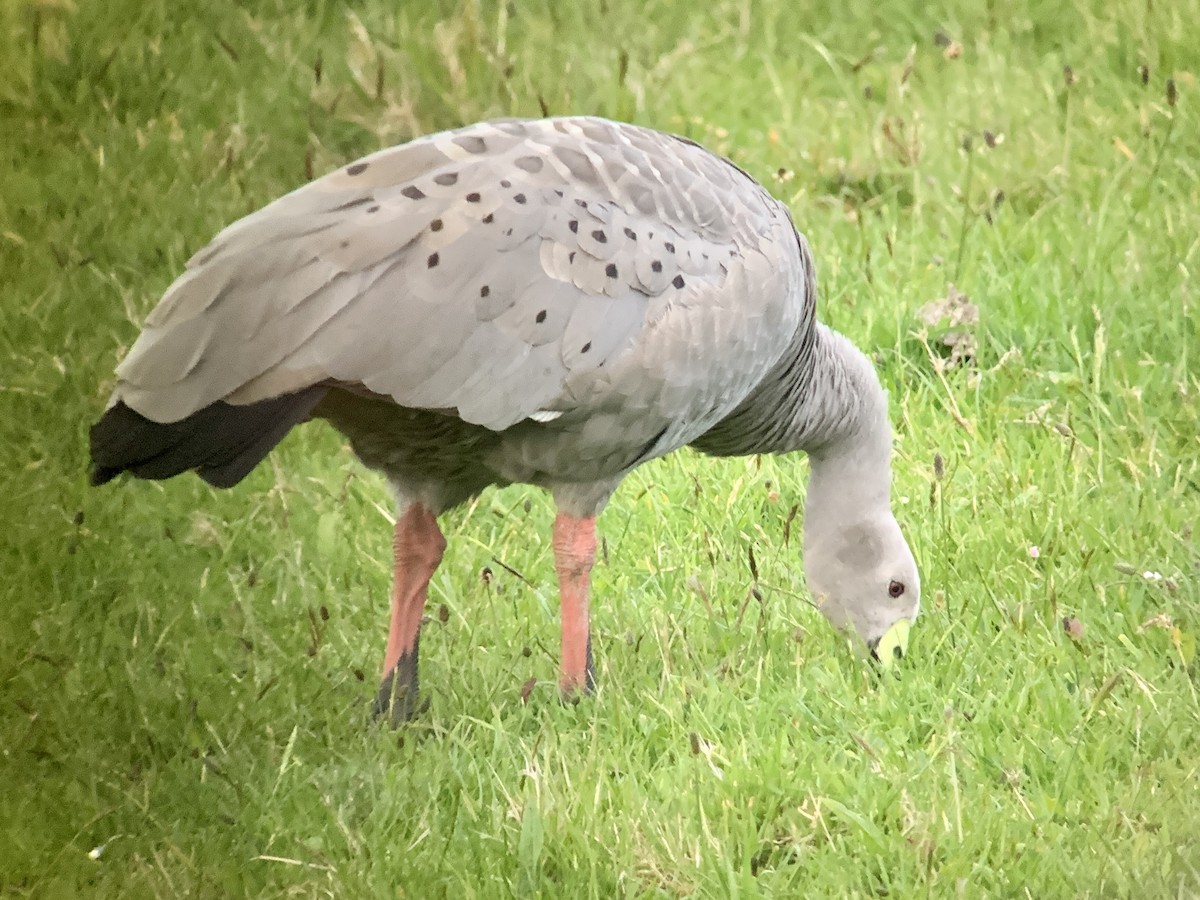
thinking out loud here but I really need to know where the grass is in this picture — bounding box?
[2,0,1198,895]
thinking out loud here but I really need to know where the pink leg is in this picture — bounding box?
[553,512,598,696]
[373,503,445,725]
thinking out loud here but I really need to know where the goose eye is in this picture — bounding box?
[888,580,905,598]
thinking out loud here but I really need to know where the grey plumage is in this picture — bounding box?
[98,116,807,507]
[91,115,920,675]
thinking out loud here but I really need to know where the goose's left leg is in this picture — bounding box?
[373,503,445,725]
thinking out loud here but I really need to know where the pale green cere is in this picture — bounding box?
[1,0,1198,897]
[875,620,911,671]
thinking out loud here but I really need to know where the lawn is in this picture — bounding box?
[1,0,1198,896]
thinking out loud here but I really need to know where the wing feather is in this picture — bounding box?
[110,117,794,436]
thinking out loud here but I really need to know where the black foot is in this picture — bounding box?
[584,633,596,692]
[371,646,425,727]
[559,634,597,703]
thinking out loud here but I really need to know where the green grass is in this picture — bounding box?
[2,0,1198,896]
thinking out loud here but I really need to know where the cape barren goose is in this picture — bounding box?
[90,117,920,723]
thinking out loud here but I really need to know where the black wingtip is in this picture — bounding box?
[87,388,327,489]
[89,462,120,487]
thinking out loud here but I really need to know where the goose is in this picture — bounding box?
[89,116,920,724]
